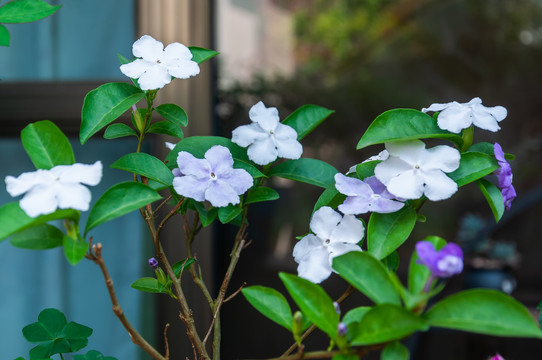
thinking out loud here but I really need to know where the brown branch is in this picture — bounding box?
[163,323,170,360]
[88,242,165,360]
[224,283,246,303]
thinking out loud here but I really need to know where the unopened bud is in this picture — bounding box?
[333,301,341,314]
[338,322,348,337]
[292,311,304,345]
[148,257,159,269]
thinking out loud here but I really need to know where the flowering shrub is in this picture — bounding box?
[1,1,540,360]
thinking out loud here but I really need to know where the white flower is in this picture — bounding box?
[293,206,364,283]
[422,97,507,133]
[347,150,389,175]
[232,101,303,166]
[374,140,460,201]
[5,162,103,217]
[120,35,200,91]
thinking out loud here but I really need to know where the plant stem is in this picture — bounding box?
[87,242,165,360]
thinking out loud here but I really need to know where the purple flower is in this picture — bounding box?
[148,257,159,269]
[489,354,505,360]
[172,145,253,207]
[334,174,404,215]
[416,241,463,278]
[337,322,348,336]
[494,143,516,210]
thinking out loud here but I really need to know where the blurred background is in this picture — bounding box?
[1,0,542,359]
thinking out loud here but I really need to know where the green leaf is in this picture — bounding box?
[408,236,446,295]
[381,341,409,360]
[0,24,9,46]
[131,277,162,293]
[245,186,279,205]
[382,251,400,273]
[62,236,88,265]
[74,350,118,360]
[233,159,265,178]
[312,183,345,213]
[21,120,74,169]
[188,46,219,64]
[171,258,196,278]
[103,123,137,139]
[111,153,173,185]
[332,355,359,360]
[356,161,378,179]
[477,178,505,222]
[367,206,417,260]
[282,104,334,140]
[155,104,188,127]
[191,201,218,227]
[147,120,184,139]
[9,223,64,249]
[165,136,250,168]
[448,151,499,187]
[268,158,338,188]
[425,289,542,338]
[242,286,293,331]
[29,340,69,359]
[218,204,242,224]
[23,309,67,342]
[0,0,61,23]
[279,272,340,339]
[0,202,79,242]
[342,306,371,326]
[85,182,162,234]
[80,82,144,144]
[350,304,428,345]
[357,109,463,150]
[333,252,401,306]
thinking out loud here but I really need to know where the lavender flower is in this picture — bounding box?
[172,145,253,207]
[494,143,516,210]
[416,241,463,279]
[337,322,348,336]
[489,354,505,360]
[335,173,404,215]
[148,257,159,269]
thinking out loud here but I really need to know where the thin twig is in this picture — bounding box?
[163,323,170,360]
[224,283,246,303]
[88,243,165,360]
[153,195,173,216]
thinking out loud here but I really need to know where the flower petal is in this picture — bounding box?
[415,241,439,272]
[205,145,234,176]
[162,42,193,62]
[335,173,371,197]
[294,236,331,284]
[422,145,460,173]
[249,101,279,133]
[385,140,426,165]
[172,176,208,202]
[338,196,372,215]
[419,169,458,201]
[232,123,267,147]
[471,104,502,132]
[177,151,210,178]
[310,206,342,241]
[132,35,164,62]
[167,60,200,79]
[329,214,364,244]
[56,183,92,211]
[246,138,278,165]
[370,197,405,213]
[5,169,51,197]
[275,137,303,160]
[137,63,171,90]
[386,170,425,200]
[120,59,153,79]
[274,123,298,140]
[328,242,362,262]
[293,234,321,262]
[220,168,253,195]
[374,156,413,185]
[437,103,473,133]
[205,180,241,207]
[19,184,58,217]
[54,161,103,186]
[421,101,453,113]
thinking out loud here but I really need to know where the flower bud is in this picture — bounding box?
[333,302,341,314]
[489,355,505,360]
[338,322,348,337]
[148,257,159,269]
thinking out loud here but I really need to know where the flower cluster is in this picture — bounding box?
[5,161,103,217]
